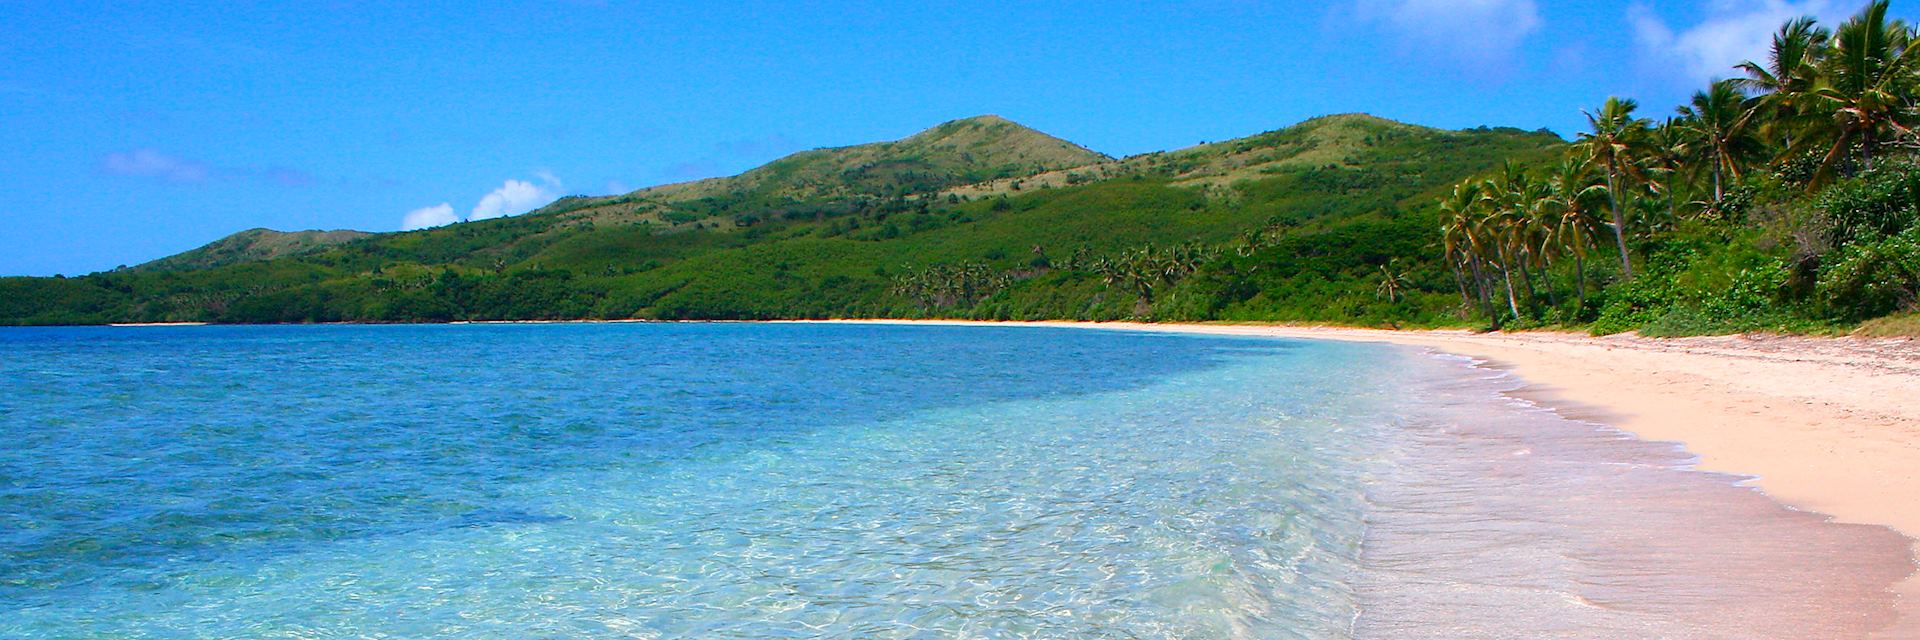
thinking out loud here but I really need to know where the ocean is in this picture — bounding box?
[0,323,1907,638]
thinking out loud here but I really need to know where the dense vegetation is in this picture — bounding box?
[6,3,1920,335]
[1430,0,1920,335]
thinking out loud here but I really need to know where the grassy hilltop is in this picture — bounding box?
[129,228,373,273]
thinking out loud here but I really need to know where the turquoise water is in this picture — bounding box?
[0,324,1401,637]
[0,323,1908,638]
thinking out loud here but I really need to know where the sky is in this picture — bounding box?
[0,0,1906,276]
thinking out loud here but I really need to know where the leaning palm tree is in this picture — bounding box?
[1578,97,1649,278]
[1544,157,1607,309]
[1804,0,1919,177]
[1438,182,1486,314]
[1734,16,1832,151]
[1677,80,1761,204]
[1481,166,1536,319]
[1375,262,1409,303]
[1485,162,1555,309]
[1642,117,1697,223]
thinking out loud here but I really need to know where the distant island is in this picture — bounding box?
[3,2,1917,336]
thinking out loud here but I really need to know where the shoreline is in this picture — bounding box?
[22,317,1918,632]
[811,318,1920,635]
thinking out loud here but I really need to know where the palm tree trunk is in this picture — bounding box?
[1712,158,1724,203]
[1863,129,1877,172]
[1605,167,1635,278]
[1518,258,1537,309]
[1543,263,1559,309]
[1469,259,1495,318]
[1574,253,1587,310]
[1448,259,1472,312]
[1500,262,1521,320]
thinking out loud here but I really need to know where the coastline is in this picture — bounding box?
[814,318,1920,634]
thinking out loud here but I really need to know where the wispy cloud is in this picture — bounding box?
[100,149,212,183]
[98,148,315,187]
[1353,0,1542,63]
[401,203,458,231]
[1630,0,1845,84]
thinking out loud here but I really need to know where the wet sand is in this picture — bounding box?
[812,319,1920,637]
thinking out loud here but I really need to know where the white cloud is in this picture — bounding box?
[399,173,564,230]
[99,149,212,182]
[401,203,458,231]
[1355,0,1542,60]
[1631,0,1845,83]
[469,177,558,221]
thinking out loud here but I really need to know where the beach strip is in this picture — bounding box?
[818,319,1920,635]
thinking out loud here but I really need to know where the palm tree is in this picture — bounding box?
[1376,262,1409,303]
[1482,165,1536,319]
[1438,182,1486,314]
[1677,80,1760,203]
[1734,16,1832,151]
[1578,97,1649,278]
[1234,228,1264,256]
[1544,158,1606,309]
[1642,117,1696,222]
[1805,0,1919,176]
[1499,162,1570,313]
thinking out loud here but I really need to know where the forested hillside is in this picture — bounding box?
[0,115,1561,326]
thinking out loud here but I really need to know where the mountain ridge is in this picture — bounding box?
[1,113,1565,325]
[139,113,1515,273]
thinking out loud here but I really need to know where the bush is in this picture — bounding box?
[1816,164,1920,245]
[1818,226,1920,320]
[1589,238,1797,336]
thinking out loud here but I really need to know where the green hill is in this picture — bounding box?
[0,114,1562,325]
[132,228,372,273]
[528,114,1112,229]
[638,114,1111,201]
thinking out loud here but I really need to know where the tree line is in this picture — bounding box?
[1438,0,1920,328]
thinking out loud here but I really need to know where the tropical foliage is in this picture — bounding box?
[1433,0,1920,333]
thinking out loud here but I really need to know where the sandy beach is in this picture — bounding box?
[823,319,1920,635]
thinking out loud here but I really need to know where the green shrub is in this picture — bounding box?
[1818,226,1920,320]
[1816,164,1920,245]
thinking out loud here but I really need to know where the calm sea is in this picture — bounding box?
[0,323,1907,638]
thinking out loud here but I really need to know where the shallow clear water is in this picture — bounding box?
[0,323,1907,638]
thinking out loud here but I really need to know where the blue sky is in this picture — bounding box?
[0,0,1903,275]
